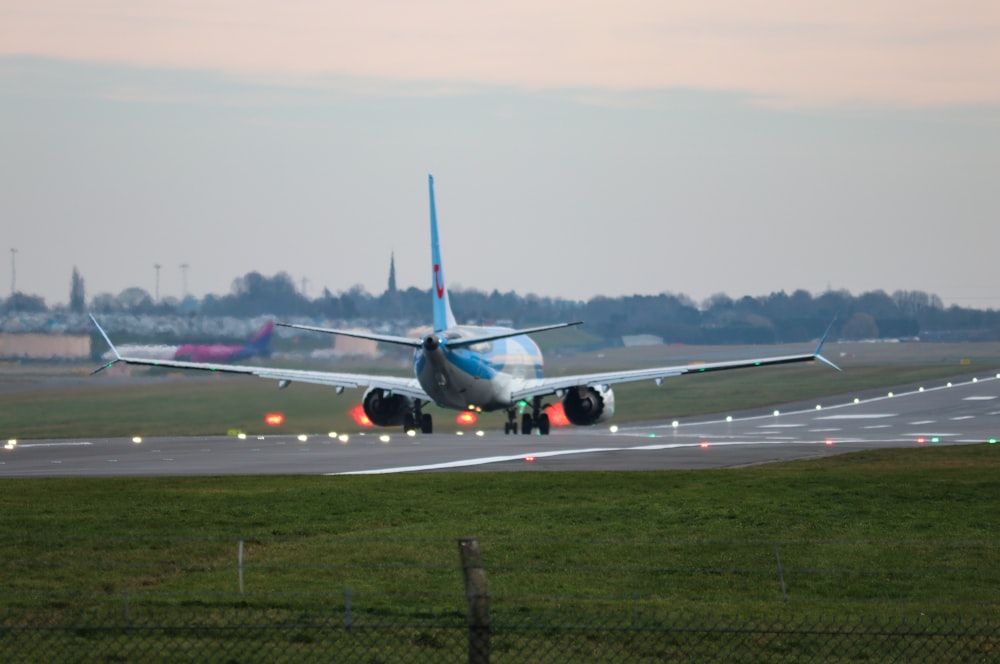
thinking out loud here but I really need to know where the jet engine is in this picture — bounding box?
[361,387,415,427]
[561,385,616,426]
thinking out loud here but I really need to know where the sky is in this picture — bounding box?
[2,1,999,310]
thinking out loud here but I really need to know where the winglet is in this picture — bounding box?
[813,315,842,372]
[89,314,121,374]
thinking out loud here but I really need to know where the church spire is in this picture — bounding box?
[387,250,397,295]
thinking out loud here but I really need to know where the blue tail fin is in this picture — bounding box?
[429,174,457,332]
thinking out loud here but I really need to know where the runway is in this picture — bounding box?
[3,373,999,477]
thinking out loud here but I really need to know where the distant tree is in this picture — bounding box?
[4,292,48,313]
[841,312,879,340]
[90,293,119,313]
[117,287,156,313]
[69,267,86,313]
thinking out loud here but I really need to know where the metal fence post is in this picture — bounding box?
[458,537,490,664]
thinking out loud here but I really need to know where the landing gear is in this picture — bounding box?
[507,397,552,436]
[504,409,519,435]
[404,404,433,434]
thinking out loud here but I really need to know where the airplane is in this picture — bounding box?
[100,320,275,364]
[91,174,840,435]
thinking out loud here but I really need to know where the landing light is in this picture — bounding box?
[815,404,822,410]
[379,435,391,443]
[919,387,925,392]
[131,436,143,444]
[609,425,619,433]
[887,392,894,397]
[406,430,417,438]
[854,398,860,404]
[338,434,350,443]
[328,432,338,438]
[726,415,733,422]
[475,431,485,437]
[237,433,247,440]
[672,421,679,428]
[4,439,17,451]
[773,410,780,416]
[297,434,308,442]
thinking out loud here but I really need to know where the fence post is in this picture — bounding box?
[238,539,245,596]
[458,537,490,664]
[773,542,788,602]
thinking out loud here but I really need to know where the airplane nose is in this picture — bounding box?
[423,335,440,352]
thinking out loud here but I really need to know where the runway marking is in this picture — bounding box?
[950,416,975,421]
[864,425,892,429]
[808,428,841,432]
[964,396,996,401]
[910,420,935,425]
[16,442,93,448]
[330,439,870,475]
[815,414,895,420]
[758,424,804,428]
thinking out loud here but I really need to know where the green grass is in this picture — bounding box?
[2,445,998,617]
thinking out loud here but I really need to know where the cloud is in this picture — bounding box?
[3,1,999,107]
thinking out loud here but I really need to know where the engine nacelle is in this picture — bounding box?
[561,385,616,426]
[361,387,415,427]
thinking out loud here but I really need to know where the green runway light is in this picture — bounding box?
[989,438,998,444]
[931,437,940,443]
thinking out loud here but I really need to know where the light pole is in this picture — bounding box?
[154,263,161,303]
[179,263,189,298]
[8,248,16,310]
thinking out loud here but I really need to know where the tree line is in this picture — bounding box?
[3,269,999,344]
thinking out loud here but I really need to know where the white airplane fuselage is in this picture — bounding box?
[414,326,543,411]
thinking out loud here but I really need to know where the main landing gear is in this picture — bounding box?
[404,404,433,434]
[504,397,551,436]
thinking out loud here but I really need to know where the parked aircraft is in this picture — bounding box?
[92,175,838,435]
[100,321,274,364]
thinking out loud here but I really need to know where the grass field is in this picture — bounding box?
[2,342,999,659]
[3,445,998,620]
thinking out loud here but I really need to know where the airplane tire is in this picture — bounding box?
[504,422,511,435]
[538,413,550,435]
[521,414,533,435]
[421,413,433,434]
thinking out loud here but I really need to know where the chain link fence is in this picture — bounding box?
[3,536,998,661]
[2,602,996,662]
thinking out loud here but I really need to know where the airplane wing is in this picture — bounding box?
[90,316,430,401]
[510,348,838,403]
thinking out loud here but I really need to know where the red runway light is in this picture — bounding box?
[699,441,710,449]
[349,404,373,427]
[525,455,536,463]
[917,437,926,445]
[825,439,835,446]
[264,413,285,426]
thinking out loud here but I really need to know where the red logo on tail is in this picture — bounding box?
[433,264,445,298]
